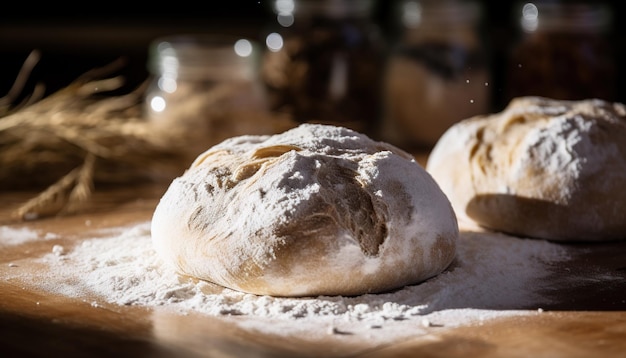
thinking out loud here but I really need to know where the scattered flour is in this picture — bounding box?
[3,220,572,341]
[0,226,58,246]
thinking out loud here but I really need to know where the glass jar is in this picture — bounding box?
[505,1,616,102]
[260,0,386,137]
[381,0,490,150]
[144,35,278,161]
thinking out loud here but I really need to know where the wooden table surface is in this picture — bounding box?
[1,179,626,358]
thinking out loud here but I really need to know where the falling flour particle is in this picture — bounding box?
[3,220,581,341]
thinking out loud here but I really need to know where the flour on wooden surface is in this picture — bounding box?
[0,226,58,246]
[2,220,573,340]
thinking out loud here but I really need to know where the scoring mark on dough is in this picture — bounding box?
[251,144,301,159]
[187,206,210,232]
[233,145,302,182]
[317,160,387,257]
[272,157,388,259]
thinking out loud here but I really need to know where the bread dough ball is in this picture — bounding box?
[426,96,626,241]
[151,123,458,297]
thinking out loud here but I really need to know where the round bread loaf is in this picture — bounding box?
[426,96,626,241]
[151,123,458,297]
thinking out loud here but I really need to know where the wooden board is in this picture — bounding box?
[1,182,625,357]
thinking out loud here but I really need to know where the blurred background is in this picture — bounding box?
[1,0,624,150]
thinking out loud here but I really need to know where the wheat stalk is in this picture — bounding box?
[1,52,188,221]
[1,51,297,221]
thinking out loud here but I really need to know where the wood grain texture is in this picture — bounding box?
[1,178,625,358]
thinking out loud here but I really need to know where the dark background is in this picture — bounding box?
[0,0,624,113]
